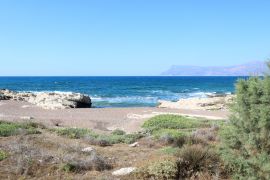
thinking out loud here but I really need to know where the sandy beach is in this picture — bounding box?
[0,100,229,133]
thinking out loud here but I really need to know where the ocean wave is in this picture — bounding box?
[91,96,158,104]
[18,90,76,95]
[18,89,232,106]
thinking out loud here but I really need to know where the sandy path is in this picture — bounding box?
[0,100,229,133]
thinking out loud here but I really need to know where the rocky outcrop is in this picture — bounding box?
[158,94,234,111]
[0,89,92,110]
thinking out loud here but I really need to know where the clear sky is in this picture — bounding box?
[1,0,270,76]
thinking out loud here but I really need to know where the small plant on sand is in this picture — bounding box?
[0,150,8,161]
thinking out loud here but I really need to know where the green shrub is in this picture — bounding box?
[134,157,179,179]
[123,133,144,144]
[0,121,41,137]
[0,150,7,161]
[0,122,20,136]
[153,128,188,139]
[220,71,270,179]
[21,121,46,129]
[54,128,98,139]
[159,146,179,155]
[176,144,220,178]
[98,133,143,144]
[142,115,206,132]
[62,153,112,172]
[61,163,76,172]
[55,127,143,145]
[111,129,126,135]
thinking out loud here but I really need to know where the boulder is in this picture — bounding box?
[112,167,136,176]
[20,116,34,120]
[129,142,139,147]
[81,147,95,153]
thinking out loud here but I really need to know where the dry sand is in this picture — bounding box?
[0,100,229,133]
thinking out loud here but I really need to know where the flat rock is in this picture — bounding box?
[112,167,136,176]
[158,95,234,111]
[81,147,95,153]
[129,142,139,147]
[20,116,34,120]
[0,89,92,110]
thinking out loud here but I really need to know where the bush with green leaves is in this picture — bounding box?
[220,64,270,179]
[0,150,8,161]
[159,146,179,155]
[111,129,126,135]
[142,115,209,142]
[176,144,220,178]
[142,115,206,132]
[54,128,97,139]
[54,127,143,145]
[0,121,41,137]
[133,157,179,179]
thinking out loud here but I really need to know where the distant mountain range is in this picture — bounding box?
[161,61,268,76]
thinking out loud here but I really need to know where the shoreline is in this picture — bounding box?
[0,100,229,133]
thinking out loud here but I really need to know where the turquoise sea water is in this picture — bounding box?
[0,76,244,107]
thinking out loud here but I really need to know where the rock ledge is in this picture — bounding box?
[0,89,92,110]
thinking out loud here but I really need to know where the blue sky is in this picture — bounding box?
[1,0,270,76]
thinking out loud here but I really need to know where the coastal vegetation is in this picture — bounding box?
[53,127,144,145]
[1,68,270,179]
[0,115,225,179]
[0,121,42,137]
[0,150,8,161]
[219,75,270,179]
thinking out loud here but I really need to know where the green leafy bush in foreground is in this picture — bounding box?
[220,70,270,179]
[0,121,41,137]
[134,145,220,179]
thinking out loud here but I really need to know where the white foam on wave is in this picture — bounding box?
[19,90,76,95]
[91,96,158,104]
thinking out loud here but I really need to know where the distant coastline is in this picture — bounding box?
[162,61,267,76]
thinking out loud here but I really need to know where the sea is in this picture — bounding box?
[0,76,245,107]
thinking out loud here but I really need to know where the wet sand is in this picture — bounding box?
[0,100,229,133]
